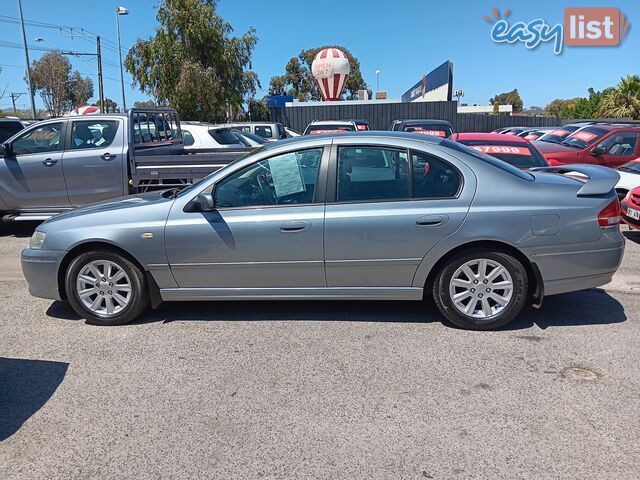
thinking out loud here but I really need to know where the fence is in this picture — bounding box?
[283,100,632,133]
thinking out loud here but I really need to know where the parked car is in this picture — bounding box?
[535,123,640,168]
[621,185,640,229]
[229,129,268,147]
[495,127,528,136]
[22,132,623,331]
[390,119,454,138]
[221,122,287,142]
[352,119,370,131]
[450,133,548,169]
[179,122,245,151]
[535,123,594,144]
[284,127,301,138]
[614,158,640,200]
[0,117,25,143]
[303,120,357,135]
[517,127,558,141]
[0,109,251,221]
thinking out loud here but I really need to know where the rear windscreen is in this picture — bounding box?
[458,140,547,169]
[402,124,453,137]
[307,125,355,135]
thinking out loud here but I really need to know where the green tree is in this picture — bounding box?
[30,52,94,117]
[133,100,157,108]
[246,98,270,121]
[269,46,369,101]
[125,0,259,122]
[598,75,640,119]
[489,89,523,113]
[492,100,499,115]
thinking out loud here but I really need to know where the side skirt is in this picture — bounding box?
[159,287,424,302]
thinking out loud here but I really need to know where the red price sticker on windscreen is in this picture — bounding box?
[471,145,531,156]
[309,129,348,135]
[524,134,540,140]
[549,129,569,136]
[410,128,446,137]
[356,125,367,131]
[569,131,598,142]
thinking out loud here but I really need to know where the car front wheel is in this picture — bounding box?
[433,250,528,330]
[65,250,149,326]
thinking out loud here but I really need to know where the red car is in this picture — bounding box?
[535,124,640,168]
[450,132,549,169]
[621,185,640,229]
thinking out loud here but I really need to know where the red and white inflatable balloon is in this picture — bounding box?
[311,48,351,101]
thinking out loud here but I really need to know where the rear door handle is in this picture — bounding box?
[100,153,115,160]
[416,215,448,227]
[42,158,57,166]
[279,221,310,233]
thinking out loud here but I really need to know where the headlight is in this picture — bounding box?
[29,231,47,250]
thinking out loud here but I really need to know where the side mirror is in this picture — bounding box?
[590,144,607,156]
[196,192,215,212]
[1,142,11,157]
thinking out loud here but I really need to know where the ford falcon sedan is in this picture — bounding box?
[22,132,624,330]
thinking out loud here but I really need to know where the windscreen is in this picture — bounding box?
[306,124,356,135]
[538,125,580,143]
[402,124,453,138]
[457,140,547,169]
[618,160,640,174]
[561,127,607,149]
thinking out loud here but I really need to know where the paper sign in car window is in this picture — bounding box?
[409,128,446,137]
[524,134,540,140]
[269,154,306,198]
[309,128,348,134]
[569,131,599,142]
[470,145,531,156]
[549,129,569,137]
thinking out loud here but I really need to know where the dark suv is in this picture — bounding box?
[389,119,455,138]
[0,118,25,143]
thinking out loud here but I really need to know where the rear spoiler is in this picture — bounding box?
[530,164,620,197]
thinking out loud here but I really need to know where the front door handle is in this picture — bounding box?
[279,221,310,233]
[42,158,57,166]
[416,215,448,227]
[100,153,115,160]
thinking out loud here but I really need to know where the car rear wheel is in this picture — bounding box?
[432,250,528,330]
[65,250,149,326]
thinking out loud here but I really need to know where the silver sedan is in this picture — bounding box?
[21,132,624,330]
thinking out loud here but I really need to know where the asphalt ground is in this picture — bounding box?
[1,221,639,479]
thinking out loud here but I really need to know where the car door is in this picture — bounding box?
[62,118,126,206]
[593,131,640,168]
[0,121,68,210]
[324,140,473,288]
[165,146,328,289]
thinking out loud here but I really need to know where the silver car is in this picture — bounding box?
[21,132,624,330]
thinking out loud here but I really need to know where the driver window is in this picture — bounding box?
[213,148,323,208]
[12,122,63,155]
[599,132,639,156]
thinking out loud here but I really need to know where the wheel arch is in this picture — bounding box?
[57,241,147,300]
[421,240,543,305]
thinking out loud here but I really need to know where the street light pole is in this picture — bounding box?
[96,36,104,113]
[17,0,37,119]
[375,69,380,93]
[116,6,128,112]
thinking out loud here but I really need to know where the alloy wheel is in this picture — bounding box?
[75,260,132,317]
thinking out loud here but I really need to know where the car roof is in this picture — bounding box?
[262,130,445,149]
[395,119,453,126]
[585,123,640,131]
[307,120,356,125]
[453,132,530,143]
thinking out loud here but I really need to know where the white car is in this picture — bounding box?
[303,120,357,135]
[285,127,300,137]
[615,159,640,199]
[179,122,245,151]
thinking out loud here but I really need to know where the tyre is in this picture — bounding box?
[65,250,149,326]
[432,250,528,330]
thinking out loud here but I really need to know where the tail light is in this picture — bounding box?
[598,198,621,228]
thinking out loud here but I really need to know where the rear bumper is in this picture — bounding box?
[528,233,625,296]
[21,248,66,300]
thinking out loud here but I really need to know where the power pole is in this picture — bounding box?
[9,93,25,113]
[96,36,104,113]
[17,0,37,119]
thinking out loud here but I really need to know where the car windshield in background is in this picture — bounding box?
[209,129,243,145]
[561,127,607,149]
[402,124,453,137]
[308,125,355,134]
[538,126,580,143]
[241,131,268,144]
[618,160,640,174]
[457,140,547,169]
[0,121,24,143]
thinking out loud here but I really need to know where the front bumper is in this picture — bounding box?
[21,248,67,300]
[621,199,640,229]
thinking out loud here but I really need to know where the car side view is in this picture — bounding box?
[21,132,624,330]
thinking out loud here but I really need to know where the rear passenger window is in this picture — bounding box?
[337,147,409,202]
[411,151,461,198]
[182,129,195,146]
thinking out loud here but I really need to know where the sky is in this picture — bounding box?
[0,0,638,113]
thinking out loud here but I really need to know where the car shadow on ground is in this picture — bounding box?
[0,357,69,441]
[0,221,42,238]
[623,229,640,245]
[46,288,626,331]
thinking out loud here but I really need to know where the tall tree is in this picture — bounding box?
[133,100,157,108]
[269,46,370,101]
[69,71,94,109]
[598,75,640,120]
[125,0,259,122]
[489,89,523,113]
